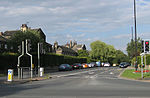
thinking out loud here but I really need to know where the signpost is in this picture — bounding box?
[17,39,33,79]
[17,41,24,79]
[7,69,13,82]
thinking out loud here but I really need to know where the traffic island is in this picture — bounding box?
[2,75,52,85]
[120,69,150,80]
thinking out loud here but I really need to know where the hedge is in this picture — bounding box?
[0,53,87,71]
[132,54,150,65]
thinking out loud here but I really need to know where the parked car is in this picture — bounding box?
[96,61,101,67]
[71,63,82,69]
[90,62,96,67]
[119,62,130,68]
[58,64,73,71]
[103,62,111,67]
[113,64,117,67]
[82,63,88,68]
[88,63,92,68]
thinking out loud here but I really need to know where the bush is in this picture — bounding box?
[132,54,150,65]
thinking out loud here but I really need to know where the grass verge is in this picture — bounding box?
[121,69,150,80]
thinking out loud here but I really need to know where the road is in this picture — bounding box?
[0,67,150,98]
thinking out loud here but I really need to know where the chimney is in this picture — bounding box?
[0,32,3,36]
[20,24,28,32]
[70,40,72,48]
[54,41,58,49]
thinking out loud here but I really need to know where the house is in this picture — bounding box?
[0,35,9,52]
[65,40,86,52]
[0,24,50,53]
[3,24,46,42]
[53,41,78,56]
[44,42,53,53]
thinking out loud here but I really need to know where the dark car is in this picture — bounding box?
[119,62,130,68]
[58,64,73,71]
[71,63,82,69]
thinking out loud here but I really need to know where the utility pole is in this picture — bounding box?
[131,26,134,42]
[134,0,138,71]
[38,43,40,77]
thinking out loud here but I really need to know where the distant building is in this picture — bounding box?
[53,41,78,56]
[65,40,86,52]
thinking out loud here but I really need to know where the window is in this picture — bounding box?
[5,44,7,49]
[10,46,13,50]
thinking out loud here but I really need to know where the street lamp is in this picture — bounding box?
[133,0,138,71]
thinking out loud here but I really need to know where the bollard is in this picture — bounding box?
[7,69,13,82]
[40,67,44,77]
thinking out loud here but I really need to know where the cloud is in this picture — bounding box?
[77,33,86,37]
[112,34,131,39]
[139,32,150,39]
[4,6,46,16]
[0,0,150,53]
[66,34,73,39]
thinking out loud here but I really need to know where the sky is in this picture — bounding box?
[0,0,150,53]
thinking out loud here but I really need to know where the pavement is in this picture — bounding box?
[0,76,45,85]
[0,66,58,84]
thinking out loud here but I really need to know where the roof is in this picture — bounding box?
[45,42,52,46]
[0,36,7,42]
[72,44,86,52]
[58,46,77,53]
[3,30,21,36]
[3,28,45,37]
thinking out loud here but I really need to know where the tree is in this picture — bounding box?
[77,50,89,57]
[90,40,107,61]
[8,30,44,53]
[90,40,129,64]
[126,37,142,59]
[113,50,129,64]
[90,40,116,62]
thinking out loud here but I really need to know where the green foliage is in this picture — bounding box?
[113,50,129,64]
[0,53,87,71]
[126,38,142,59]
[132,54,150,66]
[77,50,89,57]
[90,40,106,61]
[90,40,128,64]
[8,30,44,53]
[0,54,18,70]
[86,57,97,63]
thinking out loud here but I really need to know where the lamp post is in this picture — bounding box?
[134,0,138,71]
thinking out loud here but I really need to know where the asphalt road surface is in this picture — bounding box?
[0,67,150,98]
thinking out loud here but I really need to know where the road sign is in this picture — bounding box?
[141,40,150,53]
[145,41,149,52]
[7,69,13,82]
